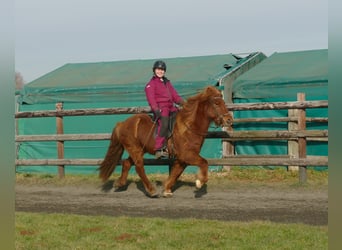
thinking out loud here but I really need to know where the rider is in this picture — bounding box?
[145,60,185,159]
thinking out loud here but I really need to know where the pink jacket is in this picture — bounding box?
[145,76,183,112]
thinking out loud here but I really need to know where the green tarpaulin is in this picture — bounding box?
[233,49,328,99]
[232,49,328,169]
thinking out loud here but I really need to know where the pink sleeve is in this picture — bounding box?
[145,82,158,111]
[168,82,183,104]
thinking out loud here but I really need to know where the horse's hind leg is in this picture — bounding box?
[115,157,133,189]
[132,155,159,198]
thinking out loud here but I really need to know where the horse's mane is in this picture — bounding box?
[178,86,220,124]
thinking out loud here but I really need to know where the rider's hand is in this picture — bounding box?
[154,109,161,120]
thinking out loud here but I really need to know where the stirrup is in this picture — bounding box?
[155,148,169,159]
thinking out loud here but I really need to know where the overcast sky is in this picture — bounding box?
[15,0,328,83]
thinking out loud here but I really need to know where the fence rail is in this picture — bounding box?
[15,100,328,118]
[15,130,328,142]
[15,93,328,183]
[15,156,327,167]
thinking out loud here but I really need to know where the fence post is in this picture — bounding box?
[222,123,234,171]
[15,97,20,170]
[297,93,307,183]
[56,102,65,178]
[221,78,234,172]
[288,109,299,171]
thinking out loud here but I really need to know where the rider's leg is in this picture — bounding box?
[155,109,170,158]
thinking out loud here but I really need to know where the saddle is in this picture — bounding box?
[149,111,177,138]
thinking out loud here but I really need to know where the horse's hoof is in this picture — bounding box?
[114,185,127,192]
[162,191,173,198]
[195,179,203,189]
[148,192,160,198]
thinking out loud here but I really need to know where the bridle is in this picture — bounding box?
[209,96,232,127]
[182,95,231,137]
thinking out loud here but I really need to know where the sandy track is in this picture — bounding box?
[15,179,327,226]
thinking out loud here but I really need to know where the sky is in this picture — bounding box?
[15,0,328,83]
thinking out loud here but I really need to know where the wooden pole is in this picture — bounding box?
[56,102,65,178]
[288,109,299,171]
[222,123,234,171]
[15,100,328,118]
[15,97,20,172]
[297,93,307,183]
[15,156,328,167]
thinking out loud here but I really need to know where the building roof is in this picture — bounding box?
[19,53,257,104]
[233,49,328,99]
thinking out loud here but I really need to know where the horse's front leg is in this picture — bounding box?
[193,156,209,189]
[163,160,185,197]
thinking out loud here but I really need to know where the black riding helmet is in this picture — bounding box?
[153,60,167,72]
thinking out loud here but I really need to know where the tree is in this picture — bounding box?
[15,72,24,90]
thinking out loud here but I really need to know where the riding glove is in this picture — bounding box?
[154,109,162,120]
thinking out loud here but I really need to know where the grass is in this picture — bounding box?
[15,167,329,184]
[16,167,328,189]
[16,212,328,250]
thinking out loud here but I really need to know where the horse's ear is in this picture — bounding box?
[205,86,219,95]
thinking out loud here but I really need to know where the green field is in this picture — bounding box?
[16,212,327,250]
[15,169,328,249]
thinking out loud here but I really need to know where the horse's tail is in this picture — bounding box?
[99,123,124,182]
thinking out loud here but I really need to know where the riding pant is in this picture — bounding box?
[154,105,177,151]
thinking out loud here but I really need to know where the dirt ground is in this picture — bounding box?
[15,178,328,226]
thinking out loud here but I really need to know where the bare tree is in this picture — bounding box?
[15,72,25,90]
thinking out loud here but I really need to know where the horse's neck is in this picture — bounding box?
[185,107,211,133]
[192,117,210,132]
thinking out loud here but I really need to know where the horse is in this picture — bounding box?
[99,85,233,197]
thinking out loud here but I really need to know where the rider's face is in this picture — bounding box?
[154,68,165,78]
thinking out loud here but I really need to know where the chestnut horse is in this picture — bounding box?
[99,86,233,197]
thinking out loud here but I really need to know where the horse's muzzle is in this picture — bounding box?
[222,114,233,127]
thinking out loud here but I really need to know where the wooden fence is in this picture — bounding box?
[15,93,328,183]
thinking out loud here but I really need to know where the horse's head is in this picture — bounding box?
[206,86,233,127]
[209,96,233,127]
